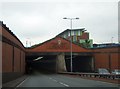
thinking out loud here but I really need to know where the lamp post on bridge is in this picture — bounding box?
[63,17,79,72]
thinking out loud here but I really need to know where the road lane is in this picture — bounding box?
[16,71,119,87]
[16,71,65,87]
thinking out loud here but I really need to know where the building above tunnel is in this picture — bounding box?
[56,29,93,48]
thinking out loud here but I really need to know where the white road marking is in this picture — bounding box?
[49,78,58,82]
[49,77,69,87]
[15,77,29,88]
[53,79,57,82]
[59,82,69,87]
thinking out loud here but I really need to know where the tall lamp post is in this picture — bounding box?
[63,17,79,72]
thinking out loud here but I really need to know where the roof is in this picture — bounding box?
[56,28,86,37]
[28,36,88,49]
[26,36,91,53]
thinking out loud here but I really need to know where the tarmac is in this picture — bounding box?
[2,75,28,88]
[1,73,120,88]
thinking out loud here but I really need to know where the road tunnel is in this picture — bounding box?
[65,55,94,72]
[26,55,57,73]
[26,52,94,74]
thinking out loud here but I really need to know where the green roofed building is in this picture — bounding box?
[56,28,93,48]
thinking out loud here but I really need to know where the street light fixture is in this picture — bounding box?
[63,17,79,72]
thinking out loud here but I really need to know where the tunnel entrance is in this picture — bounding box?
[26,55,57,74]
[26,53,94,74]
[65,56,94,72]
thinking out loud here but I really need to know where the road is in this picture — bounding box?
[16,71,119,88]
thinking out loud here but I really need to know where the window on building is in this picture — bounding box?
[71,31,74,36]
[73,36,77,42]
[68,32,70,36]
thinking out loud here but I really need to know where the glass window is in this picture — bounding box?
[73,36,77,42]
[71,31,74,36]
[68,32,70,36]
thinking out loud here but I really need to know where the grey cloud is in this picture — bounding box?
[1,1,118,46]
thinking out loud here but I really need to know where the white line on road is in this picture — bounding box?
[53,79,57,82]
[49,78,58,82]
[15,77,29,88]
[59,82,69,87]
[49,77,69,87]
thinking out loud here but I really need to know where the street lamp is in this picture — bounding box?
[63,17,79,72]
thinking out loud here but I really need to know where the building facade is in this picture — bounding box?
[56,28,93,48]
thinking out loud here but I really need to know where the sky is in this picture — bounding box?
[0,0,119,47]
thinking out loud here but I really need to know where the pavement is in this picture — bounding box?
[2,75,28,88]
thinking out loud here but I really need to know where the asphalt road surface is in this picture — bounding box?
[15,71,119,88]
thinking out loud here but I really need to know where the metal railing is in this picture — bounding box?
[59,72,120,80]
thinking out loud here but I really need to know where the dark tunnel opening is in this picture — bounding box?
[26,54,94,74]
[65,56,93,72]
[26,55,57,74]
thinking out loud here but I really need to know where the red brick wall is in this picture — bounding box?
[94,53,109,70]
[2,42,13,72]
[1,23,25,83]
[93,47,118,53]
[93,47,120,71]
[80,32,89,39]
[26,35,119,72]
[14,47,21,72]
[111,53,119,70]
[2,42,25,73]
[1,25,25,73]
[26,37,91,53]
[20,52,25,73]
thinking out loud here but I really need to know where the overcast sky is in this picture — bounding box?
[0,0,119,47]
